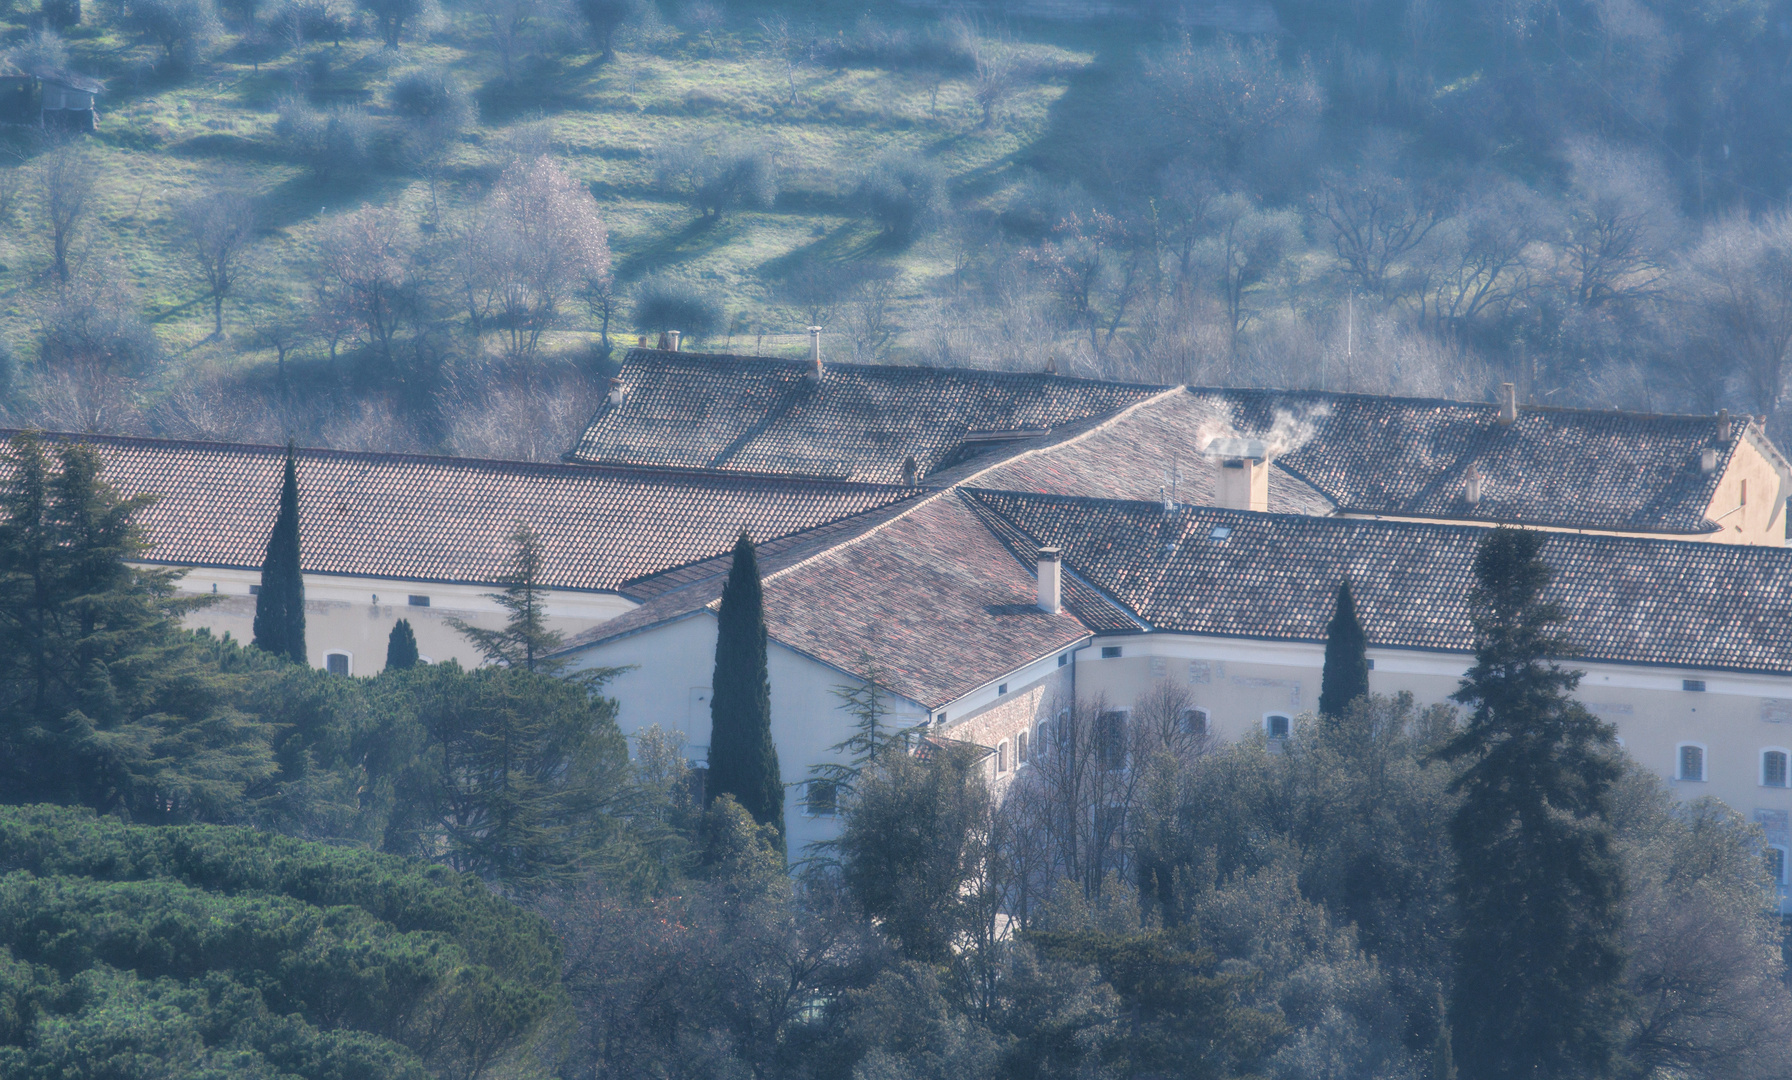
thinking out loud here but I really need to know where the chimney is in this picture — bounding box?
[1701,447,1719,474]
[668,330,682,352]
[656,331,669,350]
[636,335,647,348]
[1717,408,1732,445]
[808,326,823,379]
[1044,354,1057,375]
[1465,463,1483,506]
[1037,547,1062,614]
[1498,382,1517,426]
[607,377,625,406]
[1203,437,1270,512]
[901,455,918,486]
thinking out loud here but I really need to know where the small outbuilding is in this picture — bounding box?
[0,64,102,131]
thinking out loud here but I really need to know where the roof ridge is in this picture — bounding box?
[1183,385,1739,424]
[622,348,1172,392]
[936,386,1188,490]
[0,428,919,492]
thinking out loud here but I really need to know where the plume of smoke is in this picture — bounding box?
[1194,403,1331,459]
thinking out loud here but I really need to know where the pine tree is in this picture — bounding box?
[0,434,273,820]
[1318,579,1370,720]
[451,522,563,673]
[707,531,784,849]
[1440,528,1626,1080]
[252,444,306,663]
[385,618,420,670]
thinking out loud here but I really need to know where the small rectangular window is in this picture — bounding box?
[1365,658,1375,670]
[804,780,837,817]
[1266,714,1291,739]
[1101,646,1122,659]
[1769,847,1787,886]
[1017,731,1029,764]
[325,653,350,676]
[249,584,262,596]
[1766,751,1789,788]
[408,595,431,607]
[1181,708,1209,737]
[1058,653,1068,667]
[1683,679,1706,692]
[1679,745,1705,781]
[1096,711,1127,769]
[998,683,1008,695]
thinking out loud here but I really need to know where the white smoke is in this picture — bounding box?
[1195,402,1331,460]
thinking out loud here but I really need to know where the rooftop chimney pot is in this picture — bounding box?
[637,335,647,348]
[607,377,625,407]
[1465,463,1483,506]
[1701,446,1719,474]
[1498,383,1517,426]
[668,330,682,352]
[1717,408,1731,444]
[808,326,823,378]
[1037,547,1062,614]
[901,456,918,486]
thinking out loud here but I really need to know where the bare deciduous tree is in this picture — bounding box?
[1313,165,1447,301]
[1687,212,1792,418]
[312,206,420,367]
[40,144,92,285]
[181,188,257,338]
[456,156,612,367]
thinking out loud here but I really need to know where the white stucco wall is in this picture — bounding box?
[1075,632,1792,909]
[167,566,634,673]
[565,614,932,855]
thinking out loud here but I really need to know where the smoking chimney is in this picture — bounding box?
[1498,383,1517,426]
[1465,463,1483,506]
[1203,437,1270,512]
[607,377,625,407]
[668,330,682,352]
[901,456,918,486]
[1037,547,1062,614]
[808,326,823,379]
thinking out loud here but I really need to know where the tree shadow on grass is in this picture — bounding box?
[612,212,742,281]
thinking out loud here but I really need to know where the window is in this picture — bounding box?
[1365,658,1375,670]
[325,652,351,676]
[1209,526,1232,541]
[1764,750,1790,788]
[998,683,1008,696]
[1180,708,1209,737]
[408,595,431,607]
[936,712,947,725]
[1058,653,1068,667]
[804,780,838,818]
[1768,846,1788,886]
[1265,713,1292,740]
[1683,679,1707,692]
[1035,722,1049,759]
[1101,646,1123,659]
[1677,743,1706,782]
[249,584,262,596]
[1096,711,1128,769]
[996,742,1008,773]
[1017,730,1029,765]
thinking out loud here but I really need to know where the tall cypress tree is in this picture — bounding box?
[1440,528,1625,1080]
[252,444,306,663]
[708,531,784,849]
[1318,579,1370,720]
[385,618,420,670]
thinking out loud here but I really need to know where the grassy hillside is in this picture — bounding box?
[0,2,1096,370]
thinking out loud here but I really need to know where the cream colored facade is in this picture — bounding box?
[165,567,635,673]
[1061,632,1792,912]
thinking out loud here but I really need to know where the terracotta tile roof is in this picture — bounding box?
[1179,388,1748,534]
[7,432,919,592]
[566,349,1167,483]
[966,488,1792,676]
[973,390,1334,514]
[564,494,1103,708]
